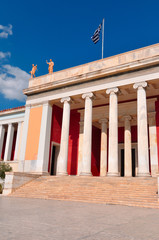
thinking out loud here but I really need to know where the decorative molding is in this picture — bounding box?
[61,96,72,103]
[106,87,119,95]
[133,81,147,90]
[82,92,94,100]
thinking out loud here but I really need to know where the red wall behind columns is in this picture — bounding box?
[118,126,137,144]
[11,130,17,161]
[49,105,80,175]
[91,126,101,176]
[51,105,63,144]
[49,105,139,175]
[155,100,159,169]
[49,105,102,176]
[67,110,80,175]
[131,126,137,143]
[118,127,124,143]
[48,105,62,172]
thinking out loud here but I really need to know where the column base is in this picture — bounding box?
[56,172,68,176]
[107,172,119,177]
[80,172,92,176]
[137,172,151,177]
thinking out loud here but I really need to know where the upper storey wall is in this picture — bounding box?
[26,44,159,95]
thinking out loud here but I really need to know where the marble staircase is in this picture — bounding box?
[9,176,159,208]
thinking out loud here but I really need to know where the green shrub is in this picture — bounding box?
[0,184,2,194]
[0,162,12,180]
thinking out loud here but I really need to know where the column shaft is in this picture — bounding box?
[14,122,22,161]
[99,119,108,176]
[123,116,132,177]
[133,82,150,177]
[57,97,71,175]
[77,121,84,175]
[4,124,14,161]
[106,88,119,176]
[19,104,31,171]
[80,92,94,176]
[0,125,5,158]
[37,102,52,173]
[148,113,158,176]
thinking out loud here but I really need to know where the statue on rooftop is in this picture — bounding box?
[30,64,37,78]
[46,59,54,74]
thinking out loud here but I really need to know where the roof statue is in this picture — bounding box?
[30,64,37,78]
[46,59,54,74]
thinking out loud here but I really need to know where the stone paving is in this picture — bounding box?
[0,196,159,240]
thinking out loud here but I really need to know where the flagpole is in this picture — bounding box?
[102,18,105,59]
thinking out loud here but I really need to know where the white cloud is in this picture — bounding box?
[0,51,11,60]
[0,64,30,101]
[0,24,13,38]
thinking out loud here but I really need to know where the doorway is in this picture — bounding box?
[50,143,60,175]
[119,146,137,177]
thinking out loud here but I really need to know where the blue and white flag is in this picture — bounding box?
[91,23,102,44]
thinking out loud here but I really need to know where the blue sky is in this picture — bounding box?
[0,0,159,110]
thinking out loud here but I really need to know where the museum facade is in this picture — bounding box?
[0,43,159,178]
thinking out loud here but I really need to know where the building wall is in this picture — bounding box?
[25,106,42,161]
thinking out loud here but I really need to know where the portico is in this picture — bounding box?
[1,43,159,179]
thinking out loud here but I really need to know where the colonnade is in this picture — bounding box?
[0,121,22,161]
[1,81,157,177]
[56,81,156,177]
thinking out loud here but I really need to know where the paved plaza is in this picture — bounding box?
[0,196,159,240]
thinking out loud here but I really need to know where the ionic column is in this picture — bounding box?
[99,119,108,176]
[122,115,132,177]
[14,122,22,161]
[37,102,52,173]
[106,87,119,176]
[133,82,150,177]
[0,125,5,158]
[80,92,94,176]
[148,112,158,176]
[4,123,15,161]
[77,121,84,175]
[19,104,31,171]
[57,97,71,176]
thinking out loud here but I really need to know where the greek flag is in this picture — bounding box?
[91,23,102,44]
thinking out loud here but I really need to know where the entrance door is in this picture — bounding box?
[50,144,60,175]
[120,148,136,177]
[132,148,135,177]
[121,149,124,177]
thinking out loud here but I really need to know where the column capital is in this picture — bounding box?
[133,81,147,90]
[82,92,94,100]
[106,87,119,95]
[61,97,72,104]
[99,118,108,124]
[121,115,132,122]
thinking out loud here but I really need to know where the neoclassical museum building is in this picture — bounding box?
[0,43,159,183]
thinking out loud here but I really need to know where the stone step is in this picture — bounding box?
[10,176,159,208]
